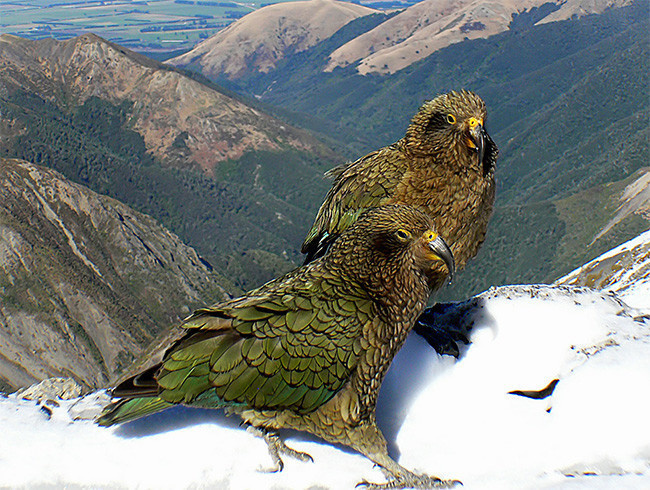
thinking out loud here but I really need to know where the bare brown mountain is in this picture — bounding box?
[0,33,334,173]
[170,0,378,80]
[0,158,231,393]
[327,0,635,74]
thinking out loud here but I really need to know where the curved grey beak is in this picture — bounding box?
[429,235,455,283]
[471,124,487,171]
[470,123,496,176]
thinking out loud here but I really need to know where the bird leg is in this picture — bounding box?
[246,425,314,472]
[347,421,460,489]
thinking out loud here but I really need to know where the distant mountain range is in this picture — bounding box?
[0,158,230,392]
[326,0,635,74]
[170,0,635,78]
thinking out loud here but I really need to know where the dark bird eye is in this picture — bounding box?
[446,114,456,125]
[396,229,410,240]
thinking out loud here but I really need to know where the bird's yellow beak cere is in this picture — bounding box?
[466,117,484,148]
[467,116,483,131]
[425,231,455,282]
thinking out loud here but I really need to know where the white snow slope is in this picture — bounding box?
[1,246,649,489]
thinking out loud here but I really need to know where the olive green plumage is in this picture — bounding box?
[97,204,457,487]
[302,90,498,272]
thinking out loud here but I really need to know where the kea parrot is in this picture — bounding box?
[98,204,458,489]
[301,90,498,355]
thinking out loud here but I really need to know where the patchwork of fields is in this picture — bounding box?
[0,0,259,54]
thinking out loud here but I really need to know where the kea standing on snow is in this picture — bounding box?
[98,205,457,489]
[302,90,498,353]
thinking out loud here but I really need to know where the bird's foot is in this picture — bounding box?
[414,305,472,358]
[247,426,313,473]
[357,471,461,489]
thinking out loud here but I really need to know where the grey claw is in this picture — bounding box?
[247,425,314,472]
[357,472,461,489]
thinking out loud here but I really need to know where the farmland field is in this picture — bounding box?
[0,0,261,54]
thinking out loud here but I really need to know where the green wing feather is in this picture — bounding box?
[97,397,173,426]
[302,148,405,261]
[97,265,374,426]
[152,268,371,415]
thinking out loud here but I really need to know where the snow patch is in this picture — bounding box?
[395,285,650,489]
[1,285,648,488]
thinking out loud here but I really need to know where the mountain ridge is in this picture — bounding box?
[327,0,635,74]
[0,157,231,392]
[0,33,334,172]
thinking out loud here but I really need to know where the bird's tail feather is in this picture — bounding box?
[96,396,172,426]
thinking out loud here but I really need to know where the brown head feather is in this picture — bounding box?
[404,90,498,175]
[325,205,453,298]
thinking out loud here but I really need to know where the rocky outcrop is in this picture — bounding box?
[15,377,83,402]
[555,229,650,310]
[0,158,230,392]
